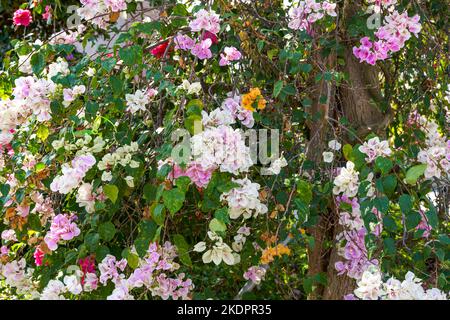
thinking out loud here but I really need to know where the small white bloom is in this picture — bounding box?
[322,151,334,163]
[328,139,342,151]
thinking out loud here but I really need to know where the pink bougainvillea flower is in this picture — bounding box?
[219,46,242,66]
[34,247,45,266]
[13,9,33,27]
[42,5,52,21]
[191,38,213,60]
[174,34,195,51]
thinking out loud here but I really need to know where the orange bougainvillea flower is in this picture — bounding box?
[260,243,291,264]
[242,87,267,111]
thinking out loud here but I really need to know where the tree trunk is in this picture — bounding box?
[306,0,392,300]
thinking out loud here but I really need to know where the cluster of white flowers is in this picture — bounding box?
[190,125,253,175]
[353,266,448,300]
[52,134,106,156]
[358,137,392,163]
[416,117,450,179]
[76,182,104,213]
[232,225,251,252]
[40,267,98,300]
[220,177,268,220]
[333,161,360,198]
[179,80,202,95]
[323,139,342,163]
[0,259,39,298]
[47,57,70,79]
[98,142,139,183]
[125,89,150,113]
[264,155,288,175]
[194,231,239,266]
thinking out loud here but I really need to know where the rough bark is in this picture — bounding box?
[306,0,393,300]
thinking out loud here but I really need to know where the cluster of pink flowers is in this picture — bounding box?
[0,76,57,139]
[42,5,52,21]
[63,85,86,107]
[353,11,421,65]
[219,47,242,66]
[162,160,214,189]
[359,137,392,163]
[334,196,379,279]
[127,242,193,300]
[102,242,194,300]
[50,154,96,194]
[221,93,254,127]
[44,214,81,251]
[79,256,99,290]
[243,266,266,285]
[0,258,39,297]
[33,248,45,266]
[189,9,221,34]
[174,9,242,63]
[201,93,254,129]
[13,9,32,27]
[99,254,127,285]
[30,192,55,225]
[174,9,221,60]
[287,0,336,33]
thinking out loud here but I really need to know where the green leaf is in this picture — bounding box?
[31,52,45,75]
[127,252,140,269]
[375,157,393,175]
[151,203,166,226]
[399,194,412,214]
[383,215,398,232]
[95,245,110,262]
[343,144,353,161]
[296,180,312,204]
[273,80,283,98]
[405,211,421,230]
[299,63,313,73]
[162,188,185,215]
[214,208,230,224]
[119,45,143,66]
[173,234,192,267]
[84,233,100,251]
[98,221,116,242]
[383,238,396,255]
[101,57,117,72]
[382,175,397,196]
[405,164,427,185]
[175,176,191,192]
[103,184,119,204]
[209,218,227,233]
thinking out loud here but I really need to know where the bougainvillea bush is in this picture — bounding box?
[0,0,449,300]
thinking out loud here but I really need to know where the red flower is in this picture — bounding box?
[13,9,32,27]
[202,31,219,45]
[150,41,171,59]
